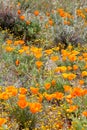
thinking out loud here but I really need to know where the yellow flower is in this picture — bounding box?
[18,49,24,54]
[81,71,87,77]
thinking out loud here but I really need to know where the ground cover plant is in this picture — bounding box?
[0,0,87,130]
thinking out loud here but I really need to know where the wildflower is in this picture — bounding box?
[71,87,83,97]
[82,111,87,117]
[68,55,76,62]
[26,21,31,25]
[45,49,53,55]
[34,10,39,16]
[46,12,50,16]
[35,61,43,69]
[5,46,14,52]
[0,118,7,127]
[83,53,87,58]
[67,105,78,112]
[73,65,78,70]
[54,67,61,73]
[81,71,87,77]
[78,56,83,61]
[18,49,24,54]
[29,102,42,114]
[17,10,21,15]
[62,73,68,79]
[17,99,28,109]
[19,87,27,94]
[64,20,70,25]
[19,40,25,45]
[44,93,54,101]
[20,15,25,21]
[60,66,67,72]
[15,59,20,66]
[54,92,64,100]
[6,39,12,44]
[48,19,54,26]
[51,79,56,86]
[34,52,42,59]
[79,80,84,85]
[67,73,76,80]
[0,92,9,100]
[38,93,43,102]
[63,85,72,92]
[18,94,26,100]
[44,83,51,90]
[66,95,73,104]
[67,66,72,71]
[30,87,39,94]
[6,86,18,97]
[51,56,59,61]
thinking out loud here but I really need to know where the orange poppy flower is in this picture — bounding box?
[17,10,21,15]
[19,40,25,45]
[73,65,78,70]
[51,56,59,61]
[79,80,84,85]
[78,56,83,61]
[15,59,20,66]
[0,92,9,100]
[67,105,78,112]
[51,79,56,86]
[29,102,42,114]
[26,21,31,25]
[34,52,42,59]
[68,55,76,62]
[35,61,43,69]
[38,93,43,102]
[48,20,54,26]
[6,39,12,44]
[67,66,72,71]
[71,87,83,97]
[67,73,76,80]
[5,46,14,52]
[44,83,51,90]
[54,92,64,100]
[81,71,87,77]
[0,118,7,127]
[18,94,26,100]
[34,10,39,16]
[17,99,28,109]
[44,93,54,101]
[20,15,25,21]
[45,49,53,55]
[19,87,27,94]
[82,111,87,117]
[30,87,39,94]
[63,85,72,92]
